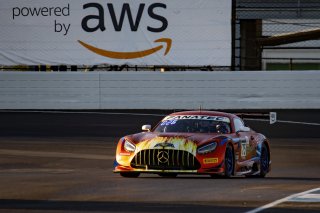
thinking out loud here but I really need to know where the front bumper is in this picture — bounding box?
[115,135,227,175]
[113,148,225,175]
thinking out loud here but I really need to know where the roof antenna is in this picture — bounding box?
[199,104,202,112]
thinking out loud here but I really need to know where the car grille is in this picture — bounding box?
[131,149,200,170]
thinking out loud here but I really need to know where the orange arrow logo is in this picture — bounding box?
[78,38,172,59]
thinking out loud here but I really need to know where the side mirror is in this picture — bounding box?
[142,125,151,132]
[237,126,250,134]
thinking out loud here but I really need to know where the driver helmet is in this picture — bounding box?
[216,122,230,134]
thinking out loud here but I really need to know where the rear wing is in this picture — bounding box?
[235,112,277,125]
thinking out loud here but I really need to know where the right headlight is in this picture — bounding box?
[197,142,217,154]
[124,140,136,152]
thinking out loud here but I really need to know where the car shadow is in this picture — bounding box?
[137,175,320,181]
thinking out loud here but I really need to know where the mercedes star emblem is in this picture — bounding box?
[157,150,169,164]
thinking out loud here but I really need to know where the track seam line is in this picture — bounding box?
[0,149,114,160]
[0,110,166,117]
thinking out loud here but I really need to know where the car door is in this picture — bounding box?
[233,118,255,162]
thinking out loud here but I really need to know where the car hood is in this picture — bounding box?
[126,132,228,147]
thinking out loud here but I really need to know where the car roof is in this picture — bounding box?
[168,110,238,119]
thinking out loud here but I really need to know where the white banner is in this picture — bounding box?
[0,0,232,66]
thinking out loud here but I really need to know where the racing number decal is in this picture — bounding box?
[241,142,246,157]
[245,136,249,145]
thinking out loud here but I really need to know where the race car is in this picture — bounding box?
[113,111,271,178]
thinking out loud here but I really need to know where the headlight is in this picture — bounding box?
[197,142,217,154]
[124,140,136,152]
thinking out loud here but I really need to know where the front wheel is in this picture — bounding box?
[224,144,234,178]
[259,143,269,177]
[120,172,140,178]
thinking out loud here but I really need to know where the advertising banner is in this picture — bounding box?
[0,0,232,66]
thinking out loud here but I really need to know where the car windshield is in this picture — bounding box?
[154,116,231,134]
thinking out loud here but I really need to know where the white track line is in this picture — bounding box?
[245,118,320,126]
[1,110,320,126]
[245,187,320,213]
[276,120,320,126]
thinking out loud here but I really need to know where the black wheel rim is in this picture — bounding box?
[261,148,269,172]
[226,147,233,174]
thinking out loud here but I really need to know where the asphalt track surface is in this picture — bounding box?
[0,112,319,213]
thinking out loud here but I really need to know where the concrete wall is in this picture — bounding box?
[0,71,319,109]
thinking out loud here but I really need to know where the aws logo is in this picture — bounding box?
[78,2,172,59]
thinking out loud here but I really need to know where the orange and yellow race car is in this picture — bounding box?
[113,111,271,178]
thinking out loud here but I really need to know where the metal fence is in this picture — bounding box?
[0,65,230,72]
[234,0,320,71]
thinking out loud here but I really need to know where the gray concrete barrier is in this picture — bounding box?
[0,71,319,109]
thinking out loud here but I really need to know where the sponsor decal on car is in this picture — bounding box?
[163,115,230,123]
[203,158,218,164]
[241,142,247,158]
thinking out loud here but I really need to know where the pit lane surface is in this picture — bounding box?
[0,112,319,212]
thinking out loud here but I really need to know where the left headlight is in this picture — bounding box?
[197,142,217,154]
[124,140,136,152]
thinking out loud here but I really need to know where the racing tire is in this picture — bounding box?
[224,144,234,178]
[259,143,269,178]
[158,173,178,178]
[120,172,140,178]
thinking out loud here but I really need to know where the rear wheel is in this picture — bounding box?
[120,172,140,178]
[224,145,234,178]
[259,143,269,177]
